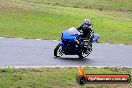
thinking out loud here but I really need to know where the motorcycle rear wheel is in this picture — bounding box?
[54,44,63,57]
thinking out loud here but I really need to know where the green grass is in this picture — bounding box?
[0,67,131,88]
[0,0,132,44]
[31,0,132,11]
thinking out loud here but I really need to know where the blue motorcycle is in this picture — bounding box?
[54,27,99,58]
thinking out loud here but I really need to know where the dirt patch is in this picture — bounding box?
[0,1,25,13]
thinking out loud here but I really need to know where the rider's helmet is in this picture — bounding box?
[83,19,90,29]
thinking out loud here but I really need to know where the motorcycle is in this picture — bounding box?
[54,27,99,58]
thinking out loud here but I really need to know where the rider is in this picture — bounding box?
[76,19,94,48]
[77,19,94,41]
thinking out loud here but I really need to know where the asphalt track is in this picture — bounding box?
[0,38,132,67]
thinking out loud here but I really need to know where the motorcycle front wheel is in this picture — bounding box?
[78,44,92,58]
[54,43,63,57]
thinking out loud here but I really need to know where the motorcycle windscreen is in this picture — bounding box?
[62,30,76,40]
[62,28,80,40]
[93,34,99,42]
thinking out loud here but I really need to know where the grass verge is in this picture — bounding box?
[0,0,132,44]
[0,66,132,88]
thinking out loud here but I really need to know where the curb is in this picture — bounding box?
[0,37,130,46]
[0,65,131,69]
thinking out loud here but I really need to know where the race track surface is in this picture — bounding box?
[0,38,132,67]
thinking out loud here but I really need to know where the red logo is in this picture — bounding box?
[76,66,131,85]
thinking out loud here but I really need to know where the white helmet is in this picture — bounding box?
[83,19,90,25]
[83,19,90,29]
